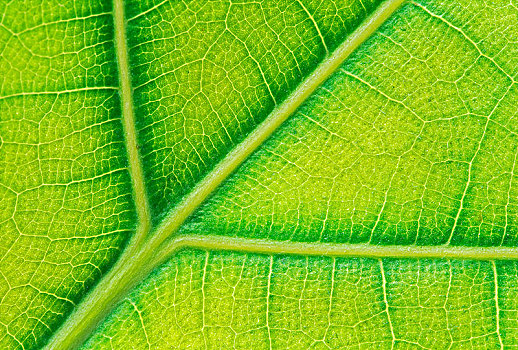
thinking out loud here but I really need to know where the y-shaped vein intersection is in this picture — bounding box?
[44,0,409,349]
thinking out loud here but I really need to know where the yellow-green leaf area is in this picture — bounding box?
[0,0,135,348]
[182,0,518,247]
[1,0,518,349]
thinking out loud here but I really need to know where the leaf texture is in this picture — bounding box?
[0,0,517,349]
[182,1,518,247]
[84,251,517,349]
[0,1,136,348]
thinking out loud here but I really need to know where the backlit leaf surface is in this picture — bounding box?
[0,0,517,348]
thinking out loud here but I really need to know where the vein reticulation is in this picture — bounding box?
[2,0,518,349]
[125,0,382,223]
[181,0,518,248]
[0,1,135,348]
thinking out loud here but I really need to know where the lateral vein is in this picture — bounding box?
[493,261,504,349]
[155,235,518,263]
[114,0,151,237]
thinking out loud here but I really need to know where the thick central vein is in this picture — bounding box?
[44,1,406,349]
[150,0,407,248]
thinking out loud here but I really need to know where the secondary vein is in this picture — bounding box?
[157,234,518,263]
[114,0,151,237]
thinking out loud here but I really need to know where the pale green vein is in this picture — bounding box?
[503,143,518,245]
[446,84,514,245]
[45,231,162,350]
[446,116,490,245]
[0,87,117,100]
[411,1,515,83]
[493,261,504,349]
[156,235,518,264]
[201,251,209,349]
[14,12,111,35]
[127,0,168,22]
[266,255,273,349]
[129,300,151,350]
[43,1,406,349]
[44,0,151,349]
[323,257,336,341]
[380,259,395,349]
[295,0,329,55]
[114,0,151,236]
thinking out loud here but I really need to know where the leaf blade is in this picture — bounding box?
[2,0,517,348]
[0,1,136,348]
[83,251,513,349]
[45,1,406,348]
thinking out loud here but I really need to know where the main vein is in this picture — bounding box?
[45,0,406,349]
[149,0,407,248]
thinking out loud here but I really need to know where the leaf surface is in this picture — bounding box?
[0,0,517,349]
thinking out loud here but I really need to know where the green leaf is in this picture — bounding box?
[0,0,517,349]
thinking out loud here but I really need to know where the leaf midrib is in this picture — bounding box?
[44,0,409,348]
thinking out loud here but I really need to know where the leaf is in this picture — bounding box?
[0,0,517,349]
